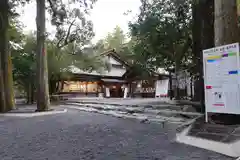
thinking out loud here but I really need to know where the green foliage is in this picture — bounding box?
[237,0,240,7]
[94,26,127,52]
[48,41,107,78]
[93,25,134,62]
[12,32,107,95]
[9,0,31,16]
[129,0,192,72]
[11,0,97,49]
[237,0,240,24]
[12,33,36,90]
[47,0,96,48]
[103,26,126,52]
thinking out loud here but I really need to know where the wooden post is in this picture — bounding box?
[85,82,88,96]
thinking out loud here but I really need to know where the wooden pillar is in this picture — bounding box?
[85,82,88,96]
[96,82,99,97]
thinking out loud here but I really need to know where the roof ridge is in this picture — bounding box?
[99,49,115,56]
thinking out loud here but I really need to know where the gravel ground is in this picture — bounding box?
[0,108,233,160]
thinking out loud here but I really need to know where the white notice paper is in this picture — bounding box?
[105,88,110,97]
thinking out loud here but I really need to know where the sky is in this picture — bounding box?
[19,0,141,43]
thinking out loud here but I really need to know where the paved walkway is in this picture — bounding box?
[0,107,232,160]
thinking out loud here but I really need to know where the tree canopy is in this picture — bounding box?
[8,0,105,104]
[129,0,192,72]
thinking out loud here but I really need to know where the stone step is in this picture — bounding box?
[63,104,192,124]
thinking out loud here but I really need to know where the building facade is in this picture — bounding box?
[59,49,173,98]
[60,50,129,98]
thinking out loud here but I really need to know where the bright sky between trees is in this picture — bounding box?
[19,0,141,43]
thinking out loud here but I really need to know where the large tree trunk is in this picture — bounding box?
[212,0,239,123]
[26,83,31,104]
[26,82,34,104]
[169,71,173,100]
[0,62,6,112]
[0,0,15,112]
[49,79,60,95]
[192,0,214,113]
[192,0,202,104]
[3,53,15,110]
[215,0,239,45]
[174,59,180,100]
[201,0,214,112]
[31,83,35,104]
[36,0,50,111]
[0,0,7,112]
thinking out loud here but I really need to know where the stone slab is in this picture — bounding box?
[222,135,240,143]
[1,109,67,117]
[233,127,240,135]
[204,125,235,134]
[194,132,226,142]
[187,118,239,143]
[188,123,205,136]
[176,116,240,158]
[176,125,240,158]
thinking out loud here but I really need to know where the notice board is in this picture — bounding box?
[203,43,240,114]
[155,79,169,97]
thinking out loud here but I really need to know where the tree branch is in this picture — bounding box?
[58,19,76,48]
[47,0,57,13]
[56,36,65,48]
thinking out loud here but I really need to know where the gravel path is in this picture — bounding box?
[0,108,233,160]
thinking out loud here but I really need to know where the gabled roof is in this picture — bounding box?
[100,49,130,68]
[69,49,128,78]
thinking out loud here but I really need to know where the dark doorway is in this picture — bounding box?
[109,84,123,98]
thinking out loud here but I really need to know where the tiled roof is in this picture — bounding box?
[69,49,127,77]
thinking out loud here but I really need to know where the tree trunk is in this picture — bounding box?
[49,79,54,95]
[192,0,202,103]
[215,0,239,46]
[0,64,5,112]
[213,0,239,122]
[202,0,214,49]
[49,79,60,95]
[200,0,214,112]
[0,0,7,112]
[192,0,214,113]
[169,71,173,100]
[190,76,193,99]
[4,54,15,110]
[0,0,14,112]
[26,82,34,104]
[55,81,59,93]
[36,0,50,111]
[31,82,34,104]
[27,83,31,104]
[174,59,180,100]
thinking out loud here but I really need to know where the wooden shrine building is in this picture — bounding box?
[60,49,169,98]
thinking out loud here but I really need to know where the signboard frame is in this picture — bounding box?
[203,43,240,122]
